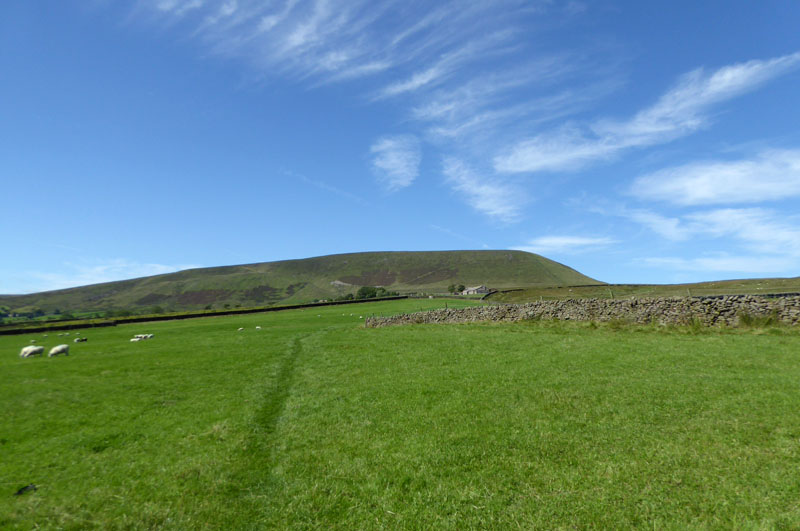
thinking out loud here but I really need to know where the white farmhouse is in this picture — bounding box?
[462,285,490,295]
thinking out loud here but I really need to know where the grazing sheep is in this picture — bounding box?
[238,327,244,331]
[48,344,69,357]
[255,326,261,330]
[74,337,87,343]
[20,346,44,358]
[133,334,154,340]
[130,337,142,342]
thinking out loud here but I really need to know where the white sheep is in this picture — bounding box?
[74,337,87,343]
[48,344,69,357]
[130,337,142,342]
[20,345,44,358]
[255,326,261,330]
[238,327,244,331]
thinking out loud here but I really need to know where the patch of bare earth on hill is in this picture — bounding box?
[176,290,233,305]
[397,268,457,284]
[338,271,397,286]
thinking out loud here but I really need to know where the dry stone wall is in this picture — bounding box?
[365,295,800,328]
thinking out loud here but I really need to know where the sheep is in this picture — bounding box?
[130,337,142,342]
[74,337,88,343]
[255,326,261,330]
[133,334,154,340]
[20,346,44,358]
[237,327,244,331]
[48,344,69,357]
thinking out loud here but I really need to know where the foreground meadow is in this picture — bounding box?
[2,299,799,528]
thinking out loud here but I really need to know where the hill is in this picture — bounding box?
[0,250,601,315]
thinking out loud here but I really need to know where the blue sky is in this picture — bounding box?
[2,1,800,294]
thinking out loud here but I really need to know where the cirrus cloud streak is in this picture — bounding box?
[630,149,800,205]
[494,52,800,174]
[514,235,618,255]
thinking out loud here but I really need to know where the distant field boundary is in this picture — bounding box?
[0,296,409,336]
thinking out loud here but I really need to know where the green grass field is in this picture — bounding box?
[2,299,800,528]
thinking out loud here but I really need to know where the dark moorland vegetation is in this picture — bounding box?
[3,298,800,528]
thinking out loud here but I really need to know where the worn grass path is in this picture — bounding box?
[2,299,800,528]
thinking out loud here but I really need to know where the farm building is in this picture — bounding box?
[462,285,490,295]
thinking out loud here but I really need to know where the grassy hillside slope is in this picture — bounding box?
[0,250,600,314]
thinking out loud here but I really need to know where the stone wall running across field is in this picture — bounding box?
[364,295,800,328]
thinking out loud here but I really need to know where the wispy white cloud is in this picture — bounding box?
[375,30,517,99]
[626,209,689,241]
[442,158,523,223]
[379,65,445,98]
[625,204,800,255]
[370,135,421,191]
[135,0,537,90]
[201,0,236,25]
[494,52,800,174]
[685,208,800,257]
[130,1,597,219]
[630,148,800,205]
[514,235,617,255]
[410,58,596,141]
[155,0,204,16]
